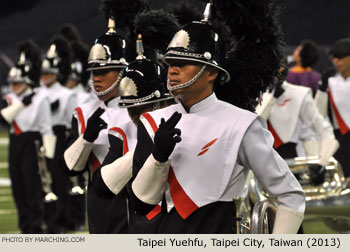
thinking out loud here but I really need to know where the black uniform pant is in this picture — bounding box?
[87,185,128,233]
[69,173,87,230]
[156,201,237,234]
[334,130,350,178]
[46,126,74,233]
[9,132,44,234]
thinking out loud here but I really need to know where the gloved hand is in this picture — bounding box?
[83,107,107,143]
[320,68,336,92]
[152,111,182,162]
[22,92,35,106]
[309,164,326,186]
[50,100,60,112]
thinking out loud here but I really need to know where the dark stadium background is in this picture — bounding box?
[0,0,349,91]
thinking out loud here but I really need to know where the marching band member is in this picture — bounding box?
[129,0,305,234]
[256,63,339,185]
[90,9,179,233]
[63,0,148,233]
[58,24,95,231]
[39,35,77,233]
[0,40,56,233]
[315,38,350,178]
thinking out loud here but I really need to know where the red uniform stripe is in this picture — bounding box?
[329,90,350,135]
[5,95,22,135]
[141,113,162,220]
[142,113,158,132]
[75,107,86,134]
[267,121,284,148]
[13,121,22,135]
[89,152,101,173]
[143,112,199,219]
[146,205,162,221]
[168,166,198,219]
[109,127,129,155]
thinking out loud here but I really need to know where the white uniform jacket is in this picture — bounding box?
[257,82,335,149]
[3,90,53,136]
[135,93,305,220]
[37,82,77,129]
[327,74,350,134]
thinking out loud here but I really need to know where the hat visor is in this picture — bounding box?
[87,65,126,71]
[119,96,174,108]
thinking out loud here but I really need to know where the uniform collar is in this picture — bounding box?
[179,92,217,113]
[336,73,350,82]
[73,83,85,93]
[104,96,120,107]
[18,87,33,99]
[47,82,61,89]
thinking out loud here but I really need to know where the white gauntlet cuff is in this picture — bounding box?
[319,138,339,166]
[303,140,320,157]
[101,150,134,195]
[272,205,304,234]
[314,90,328,117]
[43,134,57,159]
[132,154,170,205]
[0,102,25,123]
[64,135,93,171]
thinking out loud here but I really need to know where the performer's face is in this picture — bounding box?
[333,56,350,78]
[41,73,57,87]
[91,69,121,100]
[10,82,27,96]
[167,60,217,106]
[65,79,78,89]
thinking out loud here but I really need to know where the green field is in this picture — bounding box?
[0,131,19,234]
[0,130,91,234]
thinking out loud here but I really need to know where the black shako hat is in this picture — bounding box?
[118,35,171,108]
[87,19,128,71]
[330,38,350,59]
[8,40,42,86]
[163,3,230,83]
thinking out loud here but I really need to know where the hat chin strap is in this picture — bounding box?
[90,69,124,97]
[167,65,207,91]
[13,83,27,96]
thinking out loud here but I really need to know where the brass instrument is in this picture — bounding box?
[248,157,350,233]
[250,199,277,234]
[34,140,58,203]
[233,197,243,234]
